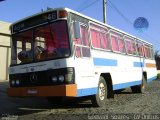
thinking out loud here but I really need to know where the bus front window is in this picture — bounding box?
[11,30,33,65]
[35,21,70,61]
[11,21,70,65]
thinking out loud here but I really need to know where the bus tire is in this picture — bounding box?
[131,75,147,93]
[91,76,107,107]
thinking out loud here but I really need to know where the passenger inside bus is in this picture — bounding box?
[18,45,64,63]
[18,49,32,63]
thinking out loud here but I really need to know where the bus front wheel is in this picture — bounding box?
[91,76,107,107]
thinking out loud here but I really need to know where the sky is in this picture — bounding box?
[0,0,159,51]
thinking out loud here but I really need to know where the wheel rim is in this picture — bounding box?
[99,83,105,100]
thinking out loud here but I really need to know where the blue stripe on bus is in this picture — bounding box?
[77,76,157,97]
[113,81,141,90]
[93,58,117,66]
[77,87,98,97]
[133,62,144,67]
[147,76,157,83]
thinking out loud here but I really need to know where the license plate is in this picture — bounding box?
[27,89,38,95]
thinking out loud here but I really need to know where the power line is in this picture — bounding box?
[107,0,159,48]
[76,0,92,11]
[108,0,133,25]
[77,0,100,12]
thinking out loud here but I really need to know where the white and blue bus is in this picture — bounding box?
[7,8,157,107]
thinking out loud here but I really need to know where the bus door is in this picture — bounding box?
[73,21,95,92]
[137,43,145,70]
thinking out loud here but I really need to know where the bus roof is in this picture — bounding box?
[11,7,152,46]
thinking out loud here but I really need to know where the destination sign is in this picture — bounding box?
[12,11,57,33]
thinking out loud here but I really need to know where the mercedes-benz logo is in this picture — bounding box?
[31,68,34,72]
[30,73,37,83]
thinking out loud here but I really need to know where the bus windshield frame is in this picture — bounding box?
[11,20,70,65]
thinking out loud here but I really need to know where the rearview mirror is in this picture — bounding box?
[73,21,80,39]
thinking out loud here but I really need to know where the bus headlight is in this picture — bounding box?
[11,80,15,85]
[65,74,74,83]
[65,67,75,84]
[52,77,57,82]
[58,75,64,82]
[16,80,20,85]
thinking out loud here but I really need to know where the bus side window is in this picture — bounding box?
[75,46,81,57]
[148,47,151,58]
[111,35,118,51]
[150,47,154,59]
[82,47,90,57]
[125,38,137,55]
[144,46,148,58]
[125,40,131,54]
[137,43,144,57]
[80,25,90,57]
[144,45,152,58]
[91,29,101,48]
[131,41,137,55]
[72,22,82,57]
[110,31,124,52]
[91,23,110,50]
[81,25,89,46]
[101,32,110,50]
[74,23,90,58]
[118,37,125,53]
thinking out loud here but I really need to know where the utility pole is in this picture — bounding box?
[103,0,107,24]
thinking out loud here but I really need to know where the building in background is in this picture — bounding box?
[0,21,11,81]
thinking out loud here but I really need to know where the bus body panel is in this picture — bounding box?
[144,59,157,82]
[9,58,75,75]
[7,84,77,97]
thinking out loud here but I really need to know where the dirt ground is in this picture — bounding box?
[0,79,160,120]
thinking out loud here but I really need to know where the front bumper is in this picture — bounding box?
[7,84,77,97]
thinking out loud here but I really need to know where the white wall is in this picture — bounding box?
[0,21,11,81]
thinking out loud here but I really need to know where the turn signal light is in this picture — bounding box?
[58,10,68,18]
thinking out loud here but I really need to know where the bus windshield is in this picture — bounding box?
[11,21,70,65]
